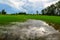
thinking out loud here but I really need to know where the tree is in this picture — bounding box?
[0,11,1,14]
[49,4,55,15]
[56,1,60,8]
[2,9,6,14]
[18,12,26,15]
[36,11,39,15]
[41,1,60,16]
[56,1,60,15]
[42,10,44,15]
[41,9,47,15]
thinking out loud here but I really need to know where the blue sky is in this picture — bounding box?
[0,0,59,14]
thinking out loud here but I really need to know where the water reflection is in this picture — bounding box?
[0,19,60,40]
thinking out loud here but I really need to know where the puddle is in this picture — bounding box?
[0,19,60,40]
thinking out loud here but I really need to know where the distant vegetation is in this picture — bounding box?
[0,10,27,15]
[0,9,6,15]
[42,1,60,16]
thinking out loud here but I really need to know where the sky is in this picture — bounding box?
[0,0,59,14]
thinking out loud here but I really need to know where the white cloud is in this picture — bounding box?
[41,0,48,2]
[43,0,59,8]
[0,0,59,13]
[7,0,25,9]
[28,0,41,3]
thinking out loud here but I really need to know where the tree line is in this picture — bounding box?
[41,1,60,16]
[0,9,27,15]
[0,9,40,15]
[0,9,6,15]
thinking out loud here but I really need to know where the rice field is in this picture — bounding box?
[0,15,60,30]
[0,15,60,24]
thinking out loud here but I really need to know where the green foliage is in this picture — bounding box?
[42,1,60,16]
[36,11,39,15]
[0,15,60,25]
[18,12,26,15]
[56,1,60,8]
[1,9,6,15]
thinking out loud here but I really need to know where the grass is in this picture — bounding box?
[0,15,60,25]
[0,15,60,30]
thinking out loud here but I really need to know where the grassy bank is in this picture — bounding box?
[0,15,60,24]
[0,15,60,30]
